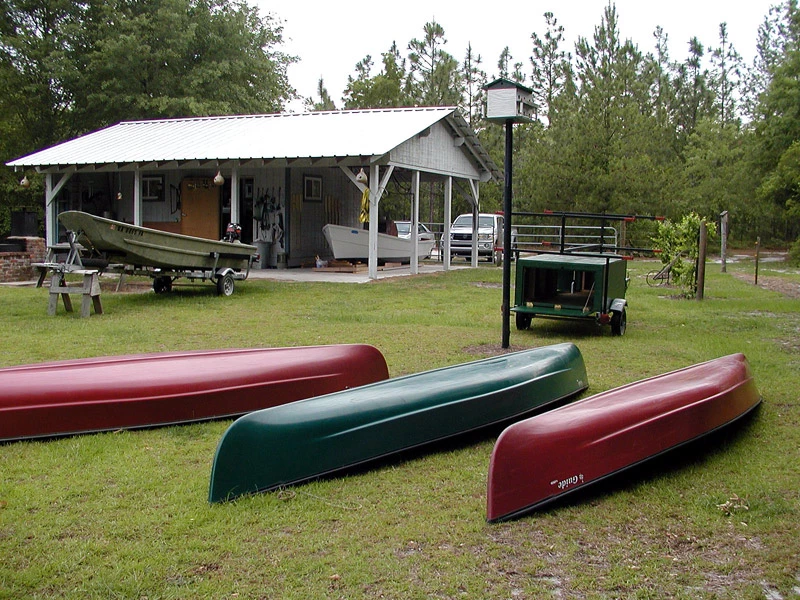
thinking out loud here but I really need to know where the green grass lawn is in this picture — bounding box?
[0,258,798,599]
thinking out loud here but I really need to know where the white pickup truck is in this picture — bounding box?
[448,212,516,264]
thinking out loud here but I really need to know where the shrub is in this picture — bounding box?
[651,212,717,297]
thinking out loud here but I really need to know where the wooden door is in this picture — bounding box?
[180,178,219,240]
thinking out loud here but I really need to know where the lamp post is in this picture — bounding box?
[484,78,535,348]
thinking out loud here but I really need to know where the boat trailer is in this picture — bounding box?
[36,227,257,300]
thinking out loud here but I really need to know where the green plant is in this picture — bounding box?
[789,237,800,266]
[651,212,718,297]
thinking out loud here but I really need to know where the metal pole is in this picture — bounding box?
[502,120,513,349]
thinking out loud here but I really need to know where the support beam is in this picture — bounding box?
[367,165,394,280]
[470,202,479,268]
[368,165,379,279]
[231,167,240,225]
[411,170,420,275]
[45,173,72,246]
[133,169,142,226]
[443,177,452,271]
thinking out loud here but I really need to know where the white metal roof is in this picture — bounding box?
[8,107,498,178]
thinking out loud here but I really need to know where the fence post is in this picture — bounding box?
[755,237,760,285]
[720,211,728,273]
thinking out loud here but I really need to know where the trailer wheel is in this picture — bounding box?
[216,273,235,297]
[611,308,627,336]
[153,276,172,294]
[516,312,532,330]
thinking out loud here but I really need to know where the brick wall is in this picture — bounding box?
[0,237,47,283]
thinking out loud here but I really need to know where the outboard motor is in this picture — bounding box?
[222,222,242,243]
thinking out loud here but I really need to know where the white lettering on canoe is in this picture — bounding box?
[550,473,585,491]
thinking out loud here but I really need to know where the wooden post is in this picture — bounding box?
[755,237,760,285]
[720,211,728,273]
[696,221,707,301]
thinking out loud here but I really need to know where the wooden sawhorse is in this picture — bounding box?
[48,269,103,317]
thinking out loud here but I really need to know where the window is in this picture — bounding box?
[303,175,322,202]
[142,175,164,202]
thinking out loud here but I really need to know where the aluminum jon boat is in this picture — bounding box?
[0,344,389,442]
[58,210,257,270]
[208,343,588,503]
[486,353,761,522]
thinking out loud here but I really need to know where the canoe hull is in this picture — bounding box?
[486,353,761,522]
[208,343,588,502]
[58,211,257,270]
[0,344,389,442]
[322,223,435,263]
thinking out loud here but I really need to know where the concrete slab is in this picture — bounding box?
[248,262,466,283]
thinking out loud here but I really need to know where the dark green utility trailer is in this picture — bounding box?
[508,211,662,337]
[512,253,629,335]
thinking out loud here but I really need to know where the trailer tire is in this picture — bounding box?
[516,312,532,330]
[153,276,172,294]
[611,308,627,336]
[216,272,235,297]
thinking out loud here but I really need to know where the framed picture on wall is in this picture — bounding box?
[304,175,322,202]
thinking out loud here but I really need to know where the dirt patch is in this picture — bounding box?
[98,279,153,294]
[731,273,800,299]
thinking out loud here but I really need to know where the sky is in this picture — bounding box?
[254,0,779,111]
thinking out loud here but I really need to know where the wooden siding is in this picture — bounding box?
[390,123,482,181]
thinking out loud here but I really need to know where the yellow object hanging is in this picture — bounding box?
[359,187,370,223]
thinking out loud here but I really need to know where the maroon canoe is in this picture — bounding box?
[0,344,389,442]
[487,353,761,522]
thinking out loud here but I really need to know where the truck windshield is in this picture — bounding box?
[453,215,496,228]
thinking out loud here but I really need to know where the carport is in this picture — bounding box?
[8,107,500,279]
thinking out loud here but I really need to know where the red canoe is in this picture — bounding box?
[0,344,389,442]
[487,353,761,522]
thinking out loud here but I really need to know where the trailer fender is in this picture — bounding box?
[609,298,627,314]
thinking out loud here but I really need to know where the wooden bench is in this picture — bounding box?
[47,269,103,317]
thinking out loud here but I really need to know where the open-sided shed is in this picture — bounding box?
[8,107,499,278]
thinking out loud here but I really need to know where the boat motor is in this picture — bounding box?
[223,222,242,243]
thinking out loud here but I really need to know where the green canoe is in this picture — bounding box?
[208,343,587,502]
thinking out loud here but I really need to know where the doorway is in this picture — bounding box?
[180,178,219,240]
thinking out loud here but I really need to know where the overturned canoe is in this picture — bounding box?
[208,343,588,502]
[0,344,389,442]
[486,353,761,522]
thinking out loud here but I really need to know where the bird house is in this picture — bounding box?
[484,78,535,123]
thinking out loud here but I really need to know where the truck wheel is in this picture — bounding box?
[515,312,532,330]
[216,273,235,297]
[611,308,627,336]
